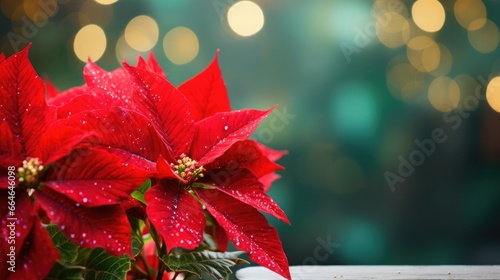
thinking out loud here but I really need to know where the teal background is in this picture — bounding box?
[1,0,500,267]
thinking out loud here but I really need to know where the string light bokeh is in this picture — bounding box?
[2,0,500,267]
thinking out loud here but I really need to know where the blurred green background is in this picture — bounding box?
[2,0,500,267]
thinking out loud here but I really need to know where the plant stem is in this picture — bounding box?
[131,261,150,278]
[172,271,180,280]
[156,242,167,280]
[145,221,162,256]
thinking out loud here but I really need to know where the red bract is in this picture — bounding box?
[124,56,291,279]
[0,46,150,279]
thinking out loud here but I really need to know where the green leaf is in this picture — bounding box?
[131,179,151,205]
[46,262,84,280]
[161,250,248,279]
[47,224,79,263]
[132,232,144,257]
[81,248,131,280]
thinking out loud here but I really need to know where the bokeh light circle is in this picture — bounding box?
[376,12,406,48]
[486,77,500,113]
[227,1,264,37]
[428,76,461,112]
[454,0,487,30]
[411,0,445,33]
[95,0,119,5]
[74,24,107,62]
[386,60,424,101]
[124,15,159,52]
[163,27,199,65]
[468,19,499,53]
[407,36,440,73]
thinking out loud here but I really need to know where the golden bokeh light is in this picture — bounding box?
[411,0,445,33]
[124,15,159,52]
[386,56,425,101]
[428,76,461,112]
[407,36,440,72]
[454,0,487,30]
[376,12,406,48]
[116,35,138,65]
[163,27,199,65]
[95,0,119,5]
[468,19,499,53]
[430,43,452,77]
[486,76,500,113]
[227,1,264,37]
[73,24,107,62]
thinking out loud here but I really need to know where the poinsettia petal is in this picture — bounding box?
[206,140,283,178]
[44,77,60,99]
[0,175,7,190]
[124,64,194,156]
[44,147,152,206]
[259,172,281,192]
[16,217,59,279]
[35,187,133,256]
[145,182,205,252]
[1,191,34,255]
[0,121,24,166]
[191,108,274,166]
[38,120,93,164]
[196,189,291,280]
[56,107,171,171]
[0,53,5,62]
[0,190,59,280]
[157,154,184,182]
[178,52,230,121]
[53,89,121,119]
[202,168,289,224]
[148,52,166,78]
[256,142,288,162]
[135,56,150,72]
[83,61,134,106]
[121,197,147,220]
[0,44,51,159]
[47,84,91,107]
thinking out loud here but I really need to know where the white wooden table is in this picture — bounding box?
[236,265,500,280]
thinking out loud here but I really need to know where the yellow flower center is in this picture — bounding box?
[170,154,205,183]
[17,158,44,188]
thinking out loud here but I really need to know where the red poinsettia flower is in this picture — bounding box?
[122,56,291,280]
[0,46,151,279]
